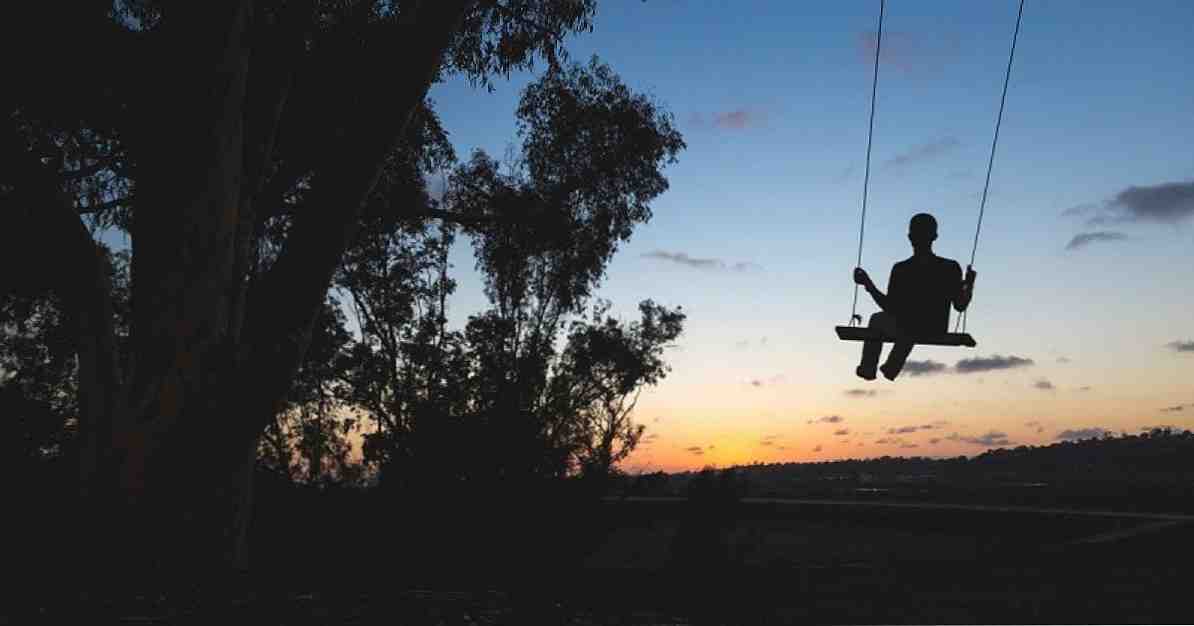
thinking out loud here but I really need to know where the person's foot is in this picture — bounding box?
[856,365,877,381]
[880,362,899,381]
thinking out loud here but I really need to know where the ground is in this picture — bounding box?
[8,499,1191,624]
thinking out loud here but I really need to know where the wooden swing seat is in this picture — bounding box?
[835,326,976,348]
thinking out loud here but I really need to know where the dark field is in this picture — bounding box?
[10,498,1192,624]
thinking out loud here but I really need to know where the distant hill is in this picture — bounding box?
[619,428,1194,512]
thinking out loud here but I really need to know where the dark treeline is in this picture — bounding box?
[623,428,1194,512]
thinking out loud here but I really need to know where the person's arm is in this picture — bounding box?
[853,266,892,311]
[953,264,976,312]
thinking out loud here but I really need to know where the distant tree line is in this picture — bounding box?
[624,428,1194,503]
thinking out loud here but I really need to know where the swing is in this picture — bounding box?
[835,0,1025,349]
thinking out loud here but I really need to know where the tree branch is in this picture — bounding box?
[231,0,477,452]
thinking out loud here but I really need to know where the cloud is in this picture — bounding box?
[1033,379,1055,391]
[813,444,823,453]
[809,415,845,424]
[928,438,942,445]
[954,354,1034,374]
[887,425,920,435]
[684,446,704,456]
[855,30,958,76]
[1061,202,1098,217]
[1065,231,1128,251]
[735,337,768,350]
[1025,420,1045,434]
[834,428,850,436]
[1066,180,1194,228]
[749,373,786,387]
[642,250,759,272]
[712,110,764,130]
[1077,386,1092,392]
[875,437,899,445]
[884,137,961,170]
[1055,427,1110,442]
[844,388,877,398]
[1161,405,1186,413]
[900,443,919,449]
[947,431,1013,447]
[759,435,780,447]
[1107,180,1194,224]
[1057,357,1071,364]
[641,433,660,445]
[1167,340,1194,353]
[903,359,948,377]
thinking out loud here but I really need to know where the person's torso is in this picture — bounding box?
[890,255,959,334]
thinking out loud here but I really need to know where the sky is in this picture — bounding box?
[421,0,1194,472]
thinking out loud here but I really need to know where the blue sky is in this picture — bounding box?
[426,1,1194,470]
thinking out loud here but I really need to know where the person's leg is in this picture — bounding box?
[857,312,890,380]
[881,341,914,380]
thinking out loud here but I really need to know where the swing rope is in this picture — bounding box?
[849,0,885,327]
[957,0,1025,333]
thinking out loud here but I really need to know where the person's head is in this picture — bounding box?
[908,212,938,251]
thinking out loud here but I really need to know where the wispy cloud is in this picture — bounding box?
[855,30,959,76]
[1167,340,1194,353]
[844,388,877,398]
[813,444,823,452]
[734,337,769,350]
[1105,180,1194,224]
[1066,231,1128,251]
[1033,379,1055,391]
[711,109,766,130]
[947,431,1013,447]
[1077,386,1093,392]
[643,250,760,272]
[1055,427,1110,442]
[928,438,942,445]
[1025,420,1045,434]
[954,354,1034,374]
[1161,404,1186,413]
[684,446,704,456]
[1061,202,1098,217]
[884,137,961,170]
[809,415,845,424]
[834,428,850,436]
[903,359,948,376]
[747,374,786,388]
[1057,356,1072,364]
[887,425,920,435]
[1064,180,1194,228]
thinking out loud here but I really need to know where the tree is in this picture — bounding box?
[334,59,685,493]
[2,0,601,573]
[562,299,685,479]
[448,58,684,485]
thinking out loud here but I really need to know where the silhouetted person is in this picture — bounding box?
[853,213,976,380]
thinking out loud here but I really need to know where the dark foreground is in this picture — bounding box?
[9,497,1192,624]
